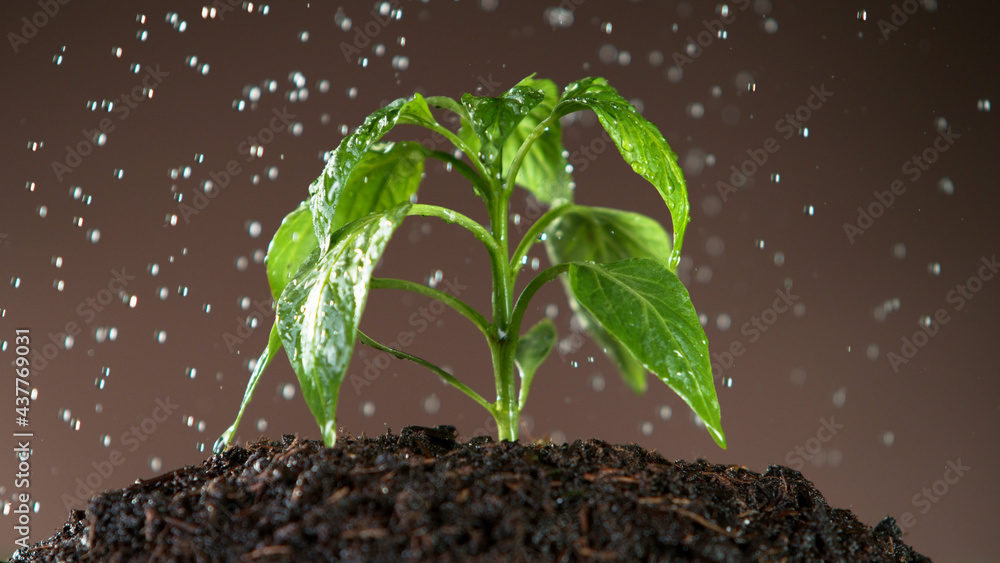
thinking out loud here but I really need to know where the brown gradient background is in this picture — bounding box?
[2,1,997,560]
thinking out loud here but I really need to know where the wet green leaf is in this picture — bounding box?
[515,318,556,409]
[502,76,573,204]
[462,85,545,167]
[554,77,689,270]
[308,94,437,249]
[568,258,725,448]
[275,203,411,446]
[544,205,673,393]
[330,141,428,229]
[546,206,671,266]
[267,143,427,301]
[266,203,318,301]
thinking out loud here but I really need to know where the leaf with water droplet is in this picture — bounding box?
[266,203,318,300]
[308,94,440,250]
[332,142,428,225]
[276,203,410,447]
[501,75,574,204]
[552,77,689,271]
[544,205,672,393]
[461,84,545,168]
[568,258,725,449]
[515,318,556,410]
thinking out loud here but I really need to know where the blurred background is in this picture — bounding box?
[2,1,997,560]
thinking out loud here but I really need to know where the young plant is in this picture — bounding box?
[214,75,725,453]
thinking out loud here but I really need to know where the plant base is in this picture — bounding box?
[12,427,929,561]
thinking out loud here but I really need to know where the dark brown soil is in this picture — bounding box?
[10,426,929,562]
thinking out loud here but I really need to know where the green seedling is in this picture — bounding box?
[214,75,725,453]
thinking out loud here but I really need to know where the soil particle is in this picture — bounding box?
[11,426,930,562]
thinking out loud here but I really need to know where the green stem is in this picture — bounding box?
[484,159,520,441]
[508,203,576,282]
[357,331,493,412]
[490,339,519,441]
[408,204,500,257]
[509,263,571,340]
[502,113,558,196]
[417,120,490,181]
[370,278,491,337]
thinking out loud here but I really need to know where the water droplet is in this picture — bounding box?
[881,431,895,447]
[544,6,574,28]
[391,55,409,71]
[927,262,941,276]
[424,393,440,414]
[590,373,605,392]
[641,422,653,436]
[281,383,296,400]
[832,387,847,407]
[715,313,731,331]
[212,434,229,455]
[866,344,880,360]
[150,457,162,472]
[658,405,672,420]
[362,401,375,417]
[937,177,954,196]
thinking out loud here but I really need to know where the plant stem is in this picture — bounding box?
[370,277,490,337]
[489,338,519,441]
[509,264,571,339]
[485,160,520,441]
[357,331,493,412]
[503,113,558,196]
[508,203,576,282]
[408,204,501,258]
